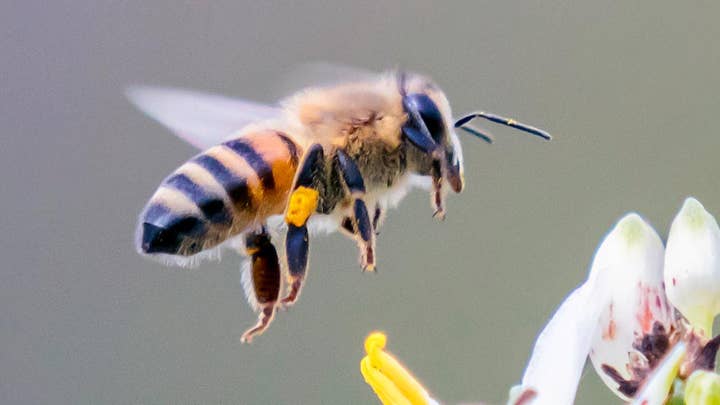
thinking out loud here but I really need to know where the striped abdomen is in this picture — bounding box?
[138,130,301,257]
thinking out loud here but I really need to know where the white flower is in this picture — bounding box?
[515,198,720,404]
[586,214,673,400]
[665,197,720,337]
[360,198,720,405]
[519,214,670,404]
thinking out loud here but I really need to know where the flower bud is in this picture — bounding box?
[684,370,720,405]
[665,197,720,336]
[588,214,674,399]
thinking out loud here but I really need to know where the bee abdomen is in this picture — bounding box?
[138,130,301,257]
[164,172,232,225]
[193,154,252,210]
[224,139,276,190]
[139,187,209,256]
[207,130,300,216]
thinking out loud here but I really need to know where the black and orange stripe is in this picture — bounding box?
[164,173,232,225]
[139,130,302,257]
[224,138,276,190]
[193,154,252,210]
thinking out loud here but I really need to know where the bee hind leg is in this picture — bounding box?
[240,227,281,344]
[241,306,275,344]
[282,144,324,306]
[335,149,376,272]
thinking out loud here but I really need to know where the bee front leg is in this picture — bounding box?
[335,149,376,272]
[402,119,446,219]
[430,159,445,220]
[240,227,281,344]
[282,144,324,306]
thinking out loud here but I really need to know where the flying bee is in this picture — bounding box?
[128,69,552,343]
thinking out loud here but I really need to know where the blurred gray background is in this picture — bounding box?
[2,1,719,403]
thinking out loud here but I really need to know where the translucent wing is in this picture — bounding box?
[126,85,282,150]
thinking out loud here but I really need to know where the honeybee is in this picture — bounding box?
[129,69,551,343]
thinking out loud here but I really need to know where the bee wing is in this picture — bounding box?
[126,85,281,150]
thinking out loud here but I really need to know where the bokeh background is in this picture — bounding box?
[3,1,720,403]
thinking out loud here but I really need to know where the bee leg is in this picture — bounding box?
[402,120,446,219]
[241,306,275,344]
[282,144,324,306]
[372,203,384,235]
[430,159,445,220]
[335,149,376,272]
[340,203,382,239]
[402,123,440,158]
[339,210,378,265]
[340,216,356,236]
[353,198,376,271]
[240,227,281,344]
[283,224,309,306]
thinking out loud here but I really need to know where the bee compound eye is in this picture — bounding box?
[404,93,444,142]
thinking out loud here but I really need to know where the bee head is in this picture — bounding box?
[398,71,465,194]
[398,70,551,196]
[402,92,465,193]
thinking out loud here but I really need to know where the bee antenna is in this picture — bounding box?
[454,112,552,141]
[457,124,494,144]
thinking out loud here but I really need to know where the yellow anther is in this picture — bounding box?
[362,357,412,405]
[360,331,432,405]
[285,186,319,227]
[365,331,387,354]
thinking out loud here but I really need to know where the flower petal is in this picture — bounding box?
[664,197,720,336]
[519,214,672,404]
[518,217,645,403]
[520,277,607,405]
[507,385,538,405]
[588,214,673,399]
